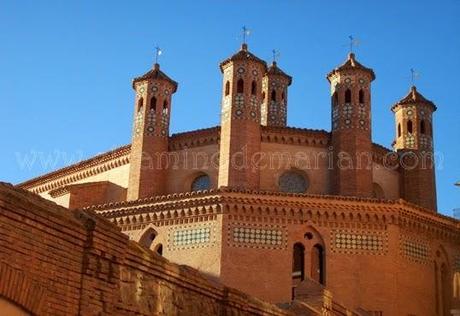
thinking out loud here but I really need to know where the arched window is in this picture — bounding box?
[156,244,163,256]
[225,81,230,96]
[282,91,285,101]
[251,81,257,95]
[398,123,401,138]
[138,227,158,249]
[279,170,309,193]
[345,89,352,103]
[140,232,156,248]
[311,244,325,285]
[137,98,144,112]
[359,89,364,104]
[420,120,426,134]
[271,90,277,102]
[191,174,211,191]
[407,120,413,133]
[237,79,244,93]
[163,100,168,114]
[150,96,157,111]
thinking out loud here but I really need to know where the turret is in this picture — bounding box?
[127,62,178,200]
[327,53,376,197]
[218,43,267,189]
[261,61,292,127]
[392,85,437,211]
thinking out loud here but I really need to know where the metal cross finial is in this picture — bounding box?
[272,49,281,63]
[348,35,360,53]
[410,68,420,85]
[242,26,251,44]
[154,46,162,64]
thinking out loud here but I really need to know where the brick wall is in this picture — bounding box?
[0,182,290,316]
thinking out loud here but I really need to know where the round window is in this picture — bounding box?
[278,171,308,193]
[191,174,211,191]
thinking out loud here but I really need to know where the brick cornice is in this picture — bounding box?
[17,145,131,193]
[169,126,220,150]
[261,126,330,147]
[89,188,459,240]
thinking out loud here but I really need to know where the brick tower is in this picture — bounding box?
[261,61,292,127]
[218,43,267,189]
[327,53,376,197]
[392,85,437,211]
[127,62,178,200]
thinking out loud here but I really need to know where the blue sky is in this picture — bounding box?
[0,0,459,215]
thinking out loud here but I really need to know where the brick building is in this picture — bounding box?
[15,44,460,315]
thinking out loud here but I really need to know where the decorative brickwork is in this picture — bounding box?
[228,224,287,250]
[168,223,216,250]
[330,229,388,255]
[400,236,430,263]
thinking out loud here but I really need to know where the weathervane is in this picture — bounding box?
[272,49,280,63]
[347,35,360,53]
[410,68,420,86]
[154,46,162,64]
[241,26,251,45]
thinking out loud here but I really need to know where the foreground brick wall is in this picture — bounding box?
[0,182,290,316]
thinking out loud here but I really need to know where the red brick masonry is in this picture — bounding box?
[0,182,291,316]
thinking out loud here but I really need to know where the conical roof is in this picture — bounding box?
[327,53,376,81]
[219,44,267,73]
[392,86,436,112]
[266,62,292,85]
[132,63,178,92]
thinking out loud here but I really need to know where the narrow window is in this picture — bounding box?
[292,243,305,299]
[137,98,144,112]
[292,243,305,281]
[150,96,157,111]
[441,263,449,316]
[156,244,163,256]
[271,90,277,102]
[282,91,285,101]
[237,79,244,93]
[225,81,230,96]
[251,81,257,95]
[345,89,352,103]
[139,228,157,248]
[407,120,413,133]
[311,244,325,285]
[398,123,401,137]
[162,100,168,114]
[262,91,266,101]
[359,89,364,104]
[421,120,426,134]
